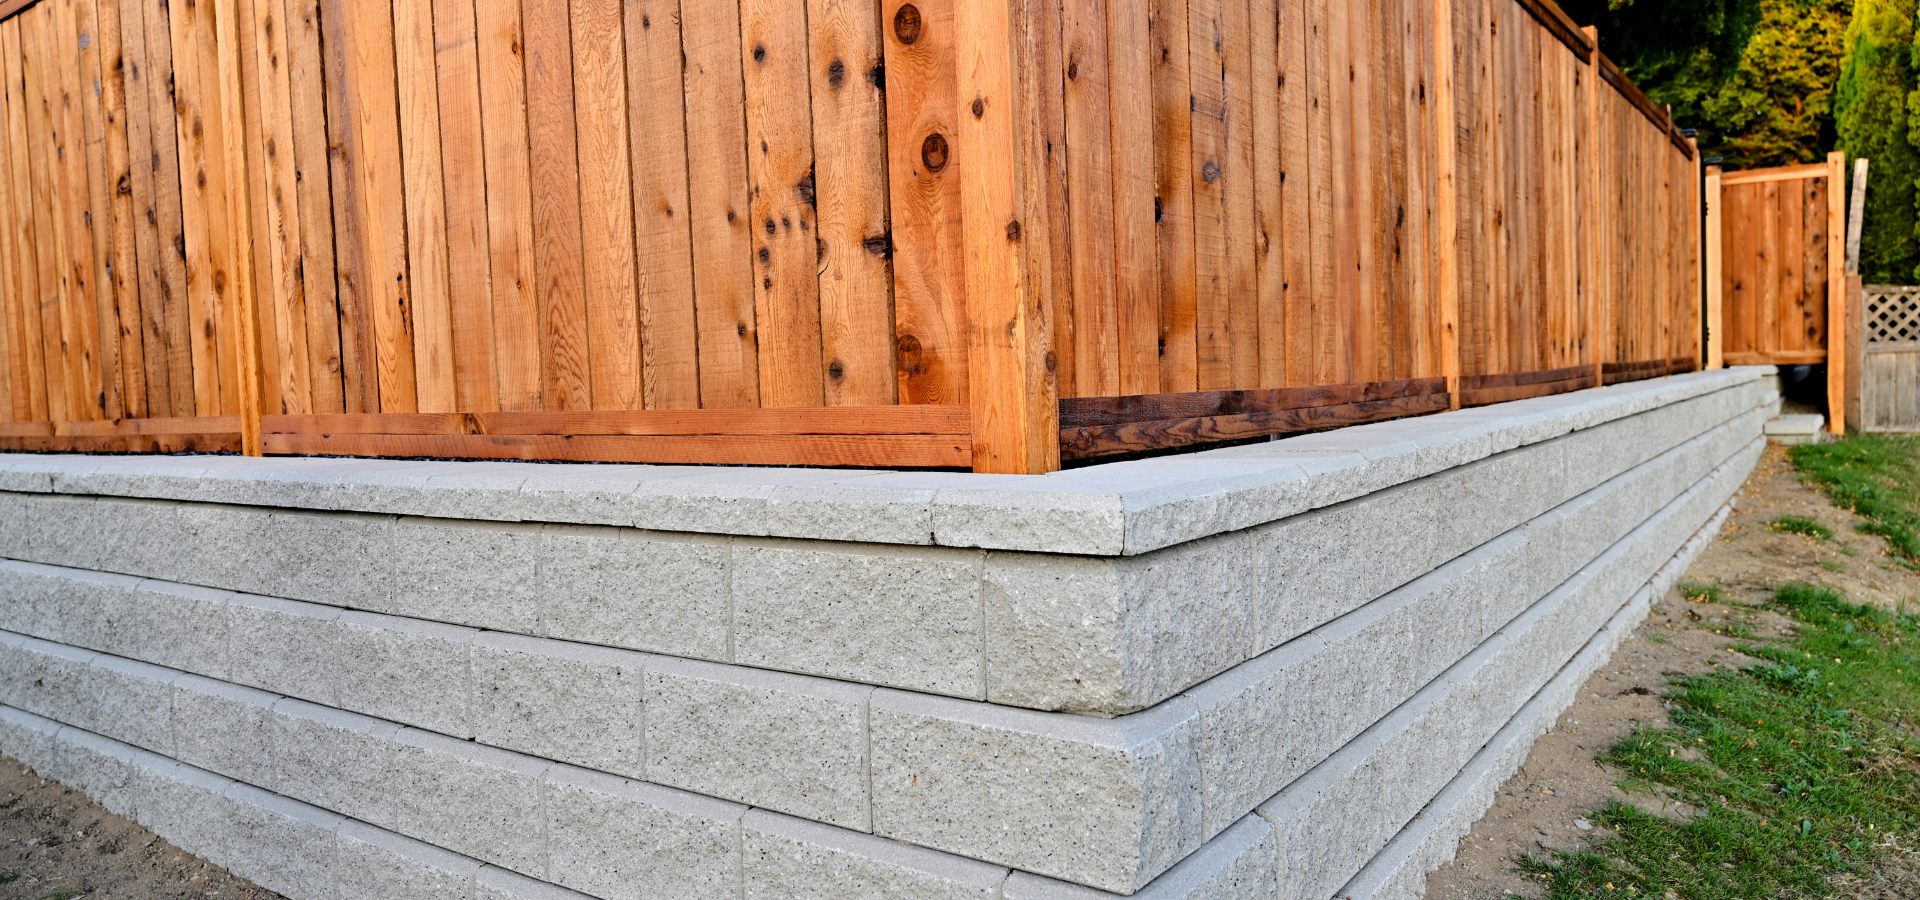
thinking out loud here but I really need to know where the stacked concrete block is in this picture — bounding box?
[0,369,1768,898]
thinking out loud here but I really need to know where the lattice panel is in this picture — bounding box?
[1866,287,1920,345]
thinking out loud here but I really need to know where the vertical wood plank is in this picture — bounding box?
[881,0,965,405]
[118,0,170,415]
[0,21,48,422]
[1433,0,1460,404]
[95,0,146,419]
[14,13,65,422]
[473,0,541,411]
[214,0,263,451]
[521,0,591,410]
[51,0,108,418]
[1191,0,1251,390]
[806,0,896,406]
[1064,0,1115,397]
[393,0,456,411]
[319,0,416,413]
[1827,150,1845,433]
[1151,0,1194,392]
[433,0,499,413]
[742,0,824,408]
[1277,0,1307,388]
[1801,174,1827,352]
[682,0,760,407]
[1250,0,1282,387]
[1704,168,1722,367]
[624,0,700,409]
[1110,0,1158,395]
[76,0,123,420]
[283,0,341,413]
[572,0,644,409]
[247,0,312,415]
[957,0,1056,471]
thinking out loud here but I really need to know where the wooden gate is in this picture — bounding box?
[1705,154,1847,433]
[1861,286,1920,431]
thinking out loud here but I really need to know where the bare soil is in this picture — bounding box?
[1425,443,1920,899]
[0,757,280,900]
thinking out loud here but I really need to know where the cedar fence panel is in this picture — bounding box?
[0,0,1704,472]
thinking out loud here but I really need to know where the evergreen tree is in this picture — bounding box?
[1559,0,1762,136]
[1699,0,1850,167]
[1834,0,1920,282]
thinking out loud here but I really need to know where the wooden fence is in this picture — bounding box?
[0,0,1700,473]
[1861,285,1920,431]
[1703,155,1846,433]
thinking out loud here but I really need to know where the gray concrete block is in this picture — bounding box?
[763,472,1002,545]
[513,466,673,525]
[129,757,236,865]
[536,524,731,662]
[646,655,873,830]
[174,502,278,596]
[0,561,134,651]
[83,654,177,755]
[85,497,191,583]
[172,673,278,789]
[219,782,343,900]
[104,580,233,679]
[742,808,1008,900]
[382,727,548,875]
[0,705,62,777]
[49,727,139,819]
[7,639,97,729]
[267,510,398,612]
[228,595,339,703]
[870,690,1203,894]
[1000,814,1278,900]
[336,820,482,900]
[384,517,540,632]
[733,540,985,698]
[470,632,648,780]
[266,698,397,822]
[475,866,597,900]
[23,494,107,571]
[543,763,744,900]
[624,467,869,538]
[984,531,1257,716]
[334,611,476,738]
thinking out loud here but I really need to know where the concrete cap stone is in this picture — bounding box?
[0,369,1761,558]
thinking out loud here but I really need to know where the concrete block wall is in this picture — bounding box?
[0,369,1766,898]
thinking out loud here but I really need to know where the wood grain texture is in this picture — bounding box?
[0,19,46,422]
[1151,0,1194,392]
[880,0,965,406]
[806,0,896,406]
[522,0,590,411]
[624,0,699,409]
[741,0,824,408]
[281,0,341,414]
[264,404,969,435]
[246,0,311,416]
[1062,390,1450,459]
[97,0,146,419]
[681,0,759,408]
[1062,0,1116,397]
[1109,0,1157,395]
[261,431,970,467]
[433,0,499,414]
[572,0,643,410]
[473,0,541,411]
[392,0,455,412]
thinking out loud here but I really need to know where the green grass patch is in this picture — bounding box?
[1791,435,1920,567]
[1514,584,1920,898]
[1769,515,1834,540]
[1819,559,1845,573]
[1679,581,1729,605]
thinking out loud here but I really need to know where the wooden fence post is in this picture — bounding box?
[213,0,261,455]
[1583,25,1602,388]
[1845,158,1868,431]
[953,0,1057,473]
[1433,0,1461,410]
[1826,149,1845,435]
[1703,165,1722,369]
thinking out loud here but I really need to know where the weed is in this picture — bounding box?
[1820,559,1845,573]
[1515,584,1920,898]
[1768,515,1833,540]
[1679,582,1728,605]
[1792,436,1920,567]
[0,872,16,885]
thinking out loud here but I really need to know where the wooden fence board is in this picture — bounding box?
[682,0,759,408]
[624,0,700,410]
[741,0,824,408]
[434,0,500,414]
[572,0,643,411]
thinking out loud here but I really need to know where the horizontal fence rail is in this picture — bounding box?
[0,0,1700,472]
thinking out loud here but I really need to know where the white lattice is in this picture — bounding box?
[1865,286,1920,345]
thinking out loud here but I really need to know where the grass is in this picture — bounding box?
[1770,515,1834,540]
[1820,560,1846,573]
[1679,582,1729,605]
[1514,585,1920,899]
[1792,436,1920,568]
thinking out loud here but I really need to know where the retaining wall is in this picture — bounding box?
[0,368,1765,899]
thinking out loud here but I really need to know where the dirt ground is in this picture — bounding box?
[0,758,281,899]
[1426,442,1920,899]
